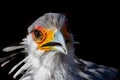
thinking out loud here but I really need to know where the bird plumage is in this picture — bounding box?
[0,13,118,80]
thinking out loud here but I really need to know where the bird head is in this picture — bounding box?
[1,13,76,79]
[1,13,118,80]
[26,13,74,57]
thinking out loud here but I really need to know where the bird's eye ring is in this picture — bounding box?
[33,30,42,39]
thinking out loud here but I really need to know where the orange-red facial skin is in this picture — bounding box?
[32,26,55,50]
[32,26,71,51]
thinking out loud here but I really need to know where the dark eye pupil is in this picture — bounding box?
[34,30,41,39]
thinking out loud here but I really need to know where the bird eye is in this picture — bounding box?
[33,30,42,39]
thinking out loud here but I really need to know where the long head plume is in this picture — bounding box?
[0,13,118,80]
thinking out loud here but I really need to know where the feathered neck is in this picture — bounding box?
[27,51,84,80]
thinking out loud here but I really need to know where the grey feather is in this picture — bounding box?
[28,13,66,33]
[0,13,118,80]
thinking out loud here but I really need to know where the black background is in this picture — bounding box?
[0,0,119,79]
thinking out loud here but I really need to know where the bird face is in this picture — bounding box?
[31,25,71,54]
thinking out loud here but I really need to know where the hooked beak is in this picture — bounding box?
[40,30,67,54]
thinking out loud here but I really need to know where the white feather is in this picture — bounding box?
[9,57,29,74]
[3,46,25,52]
[1,60,10,67]
[1,13,118,80]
